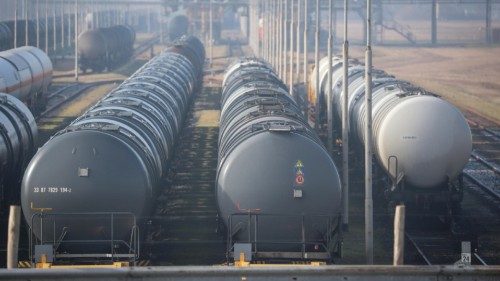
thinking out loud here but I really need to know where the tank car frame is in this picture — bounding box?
[77,25,135,73]
[0,46,53,114]
[0,93,37,207]
[21,36,205,266]
[309,56,471,222]
[218,58,343,264]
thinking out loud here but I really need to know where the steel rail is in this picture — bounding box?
[463,171,500,202]
[404,233,432,265]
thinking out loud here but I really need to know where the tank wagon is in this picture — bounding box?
[167,35,206,84]
[77,25,135,72]
[21,36,204,263]
[0,23,12,51]
[311,56,472,215]
[167,13,189,41]
[0,11,125,52]
[0,17,75,52]
[0,46,53,113]
[0,93,37,206]
[218,58,342,263]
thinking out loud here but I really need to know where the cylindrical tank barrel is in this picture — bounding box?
[166,35,205,82]
[218,58,342,252]
[1,15,87,51]
[0,23,12,51]
[0,93,37,204]
[0,46,52,104]
[21,36,203,245]
[77,25,136,72]
[313,56,472,189]
[167,14,189,41]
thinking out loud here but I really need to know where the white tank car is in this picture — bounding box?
[308,56,342,103]
[314,57,472,191]
[307,56,344,124]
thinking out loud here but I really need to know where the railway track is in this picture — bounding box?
[402,118,499,266]
[37,80,122,120]
[465,153,500,202]
[463,119,500,207]
[133,34,160,57]
[40,33,161,120]
[52,33,159,79]
[405,231,488,266]
[34,80,122,147]
[142,43,247,266]
[142,85,224,266]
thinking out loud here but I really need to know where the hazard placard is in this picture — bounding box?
[295,174,304,185]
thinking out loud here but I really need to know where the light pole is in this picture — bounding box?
[289,0,294,96]
[209,0,213,68]
[364,0,374,265]
[327,0,334,154]
[303,0,308,84]
[14,0,18,48]
[75,0,79,81]
[36,0,40,48]
[283,0,288,83]
[341,0,350,231]
[295,0,301,81]
[314,0,320,130]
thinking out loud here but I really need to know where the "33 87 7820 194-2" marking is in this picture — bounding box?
[33,187,72,193]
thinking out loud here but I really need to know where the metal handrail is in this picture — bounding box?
[29,211,139,265]
[226,212,341,262]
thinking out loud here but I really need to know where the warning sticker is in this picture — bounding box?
[294,160,304,186]
[295,174,305,185]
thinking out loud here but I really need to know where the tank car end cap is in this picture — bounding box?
[21,130,153,218]
[217,132,342,217]
[377,96,472,188]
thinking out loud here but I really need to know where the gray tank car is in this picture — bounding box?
[77,25,135,72]
[0,23,12,51]
[167,13,189,41]
[0,13,126,52]
[21,36,204,258]
[166,35,205,82]
[0,20,38,50]
[0,93,37,205]
[312,56,472,213]
[218,58,342,262]
[0,46,53,112]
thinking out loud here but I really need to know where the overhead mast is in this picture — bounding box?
[327,0,334,154]
[364,0,374,265]
[342,0,350,230]
[314,0,320,130]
